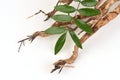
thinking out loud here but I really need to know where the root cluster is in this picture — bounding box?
[18,0,120,73]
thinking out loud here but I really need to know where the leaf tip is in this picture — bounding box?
[54,51,58,55]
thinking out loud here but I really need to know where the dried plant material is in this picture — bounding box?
[51,5,120,73]
[18,0,120,73]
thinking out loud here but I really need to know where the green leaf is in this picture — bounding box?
[73,0,80,2]
[54,32,67,55]
[74,19,93,34]
[55,5,76,13]
[81,0,98,7]
[69,30,82,48]
[52,14,73,22]
[78,8,100,16]
[45,27,67,34]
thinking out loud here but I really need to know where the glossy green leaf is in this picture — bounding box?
[74,19,93,34]
[55,5,76,13]
[69,30,82,48]
[45,27,67,34]
[52,14,73,22]
[78,8,100,16]
[81,0,98,7]
[54,32,67,55]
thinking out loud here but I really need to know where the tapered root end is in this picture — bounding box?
[51,60,66,73]
[18,31,40,52]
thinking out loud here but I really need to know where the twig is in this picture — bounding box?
[27,0,73,21]
[27,10,47,19]
[95,0,104,9]
[18,37,30,52]
[18,31,50,52]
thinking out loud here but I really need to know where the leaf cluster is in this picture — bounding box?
[45,0,100,55]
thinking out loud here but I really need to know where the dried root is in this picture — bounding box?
[27,0,73,21]
[18,31,50,52]
[19,0,120,73]
[51,1,120,73]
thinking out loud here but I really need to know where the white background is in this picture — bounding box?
[0,0,120,80]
